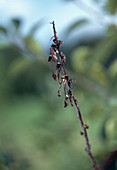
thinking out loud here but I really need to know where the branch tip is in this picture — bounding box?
[48,21,98,170]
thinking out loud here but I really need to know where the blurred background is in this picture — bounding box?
[0,0,117,169]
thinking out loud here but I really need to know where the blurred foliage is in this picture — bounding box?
[105,0,117,14]
[0,0,117,169]
[65,19,88,36]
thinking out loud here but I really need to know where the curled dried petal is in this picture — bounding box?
[64,75,69,81]
[68,78,73,87]
[51,44,56,48]
[68,89,72,96]
[56,62,61,69]
[60,52,66,62]
[53,39,56,43]
[50,47,54,54]
[69,95,74,107]
[52,73,57,80]
[58,40,63,45]
[58,89,61,97]
[64,100,68,107]
[52,53,58,62]
[61,75,69,81]
[48,55,52,62]
[52,46,57,52]
[65,95,69,99]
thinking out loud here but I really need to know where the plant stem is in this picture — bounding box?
[73,96,98,170]
[49,21,98,170]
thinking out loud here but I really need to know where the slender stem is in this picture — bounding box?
[49,21,98,170]
[73,96,98,170]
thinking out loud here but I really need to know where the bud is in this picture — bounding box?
[52,73,57,80]
[80,131,84,135]
[84,124,89,129]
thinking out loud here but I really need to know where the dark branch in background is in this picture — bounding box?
[99,150,117,170]
[48,21,98,170]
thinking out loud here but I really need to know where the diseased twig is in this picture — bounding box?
[48,21,98,170]
[73,96,98,170]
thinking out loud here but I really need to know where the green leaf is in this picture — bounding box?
[105,0,117,14]
[24,36,42,55]
[66,19,88,36]
[0,26,7,34]
[28,19,45,37]
[92,35,117,63]
[8,57,32,78]
[71,46,91,73]
[105,116,117,140]
[88,63,108,86]
[109,59,117,77]
[106,24,117,35]
[107,97,117,107]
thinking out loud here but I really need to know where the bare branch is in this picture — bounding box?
[48,21,98,170]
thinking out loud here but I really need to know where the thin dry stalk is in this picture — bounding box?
[48,21,98,170]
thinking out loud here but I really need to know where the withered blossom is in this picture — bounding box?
[48,21,98,170]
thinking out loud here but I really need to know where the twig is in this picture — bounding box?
[73,96,98,170]
[48,21,98,170]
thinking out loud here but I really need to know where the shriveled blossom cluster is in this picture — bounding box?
[48,21,74,108]
[48,21,98,170]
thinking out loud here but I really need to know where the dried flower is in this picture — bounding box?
[52,73,57,80]
[84,124,89,129]
[64,99,68,107]
[48,55,52,62]
[56,62,61,69]
[48,21,98,170]
[58,89,61,97]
